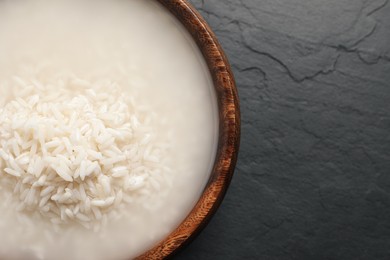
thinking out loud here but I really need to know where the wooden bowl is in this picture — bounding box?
[136,0,240,259]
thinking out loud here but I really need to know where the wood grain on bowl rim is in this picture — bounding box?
[136,0,240,259]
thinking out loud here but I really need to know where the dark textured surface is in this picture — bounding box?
[176,0,390,259]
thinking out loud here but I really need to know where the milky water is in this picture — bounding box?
[0,0,218,259]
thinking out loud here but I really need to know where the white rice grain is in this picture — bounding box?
[4,168,21,177]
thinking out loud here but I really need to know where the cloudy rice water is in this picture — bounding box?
[0,0,218,259]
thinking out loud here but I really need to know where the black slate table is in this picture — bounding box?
[176,0,390,259]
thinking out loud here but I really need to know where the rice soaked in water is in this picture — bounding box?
[0,72,170,231]
[0,0,218,259]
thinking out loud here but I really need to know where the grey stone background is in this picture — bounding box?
[176,0,390,259]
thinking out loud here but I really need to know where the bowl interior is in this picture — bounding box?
[136,0,240,259]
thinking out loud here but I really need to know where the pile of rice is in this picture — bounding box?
[0,69,171,231]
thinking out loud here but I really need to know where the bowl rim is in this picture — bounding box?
[136,0,240,259]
